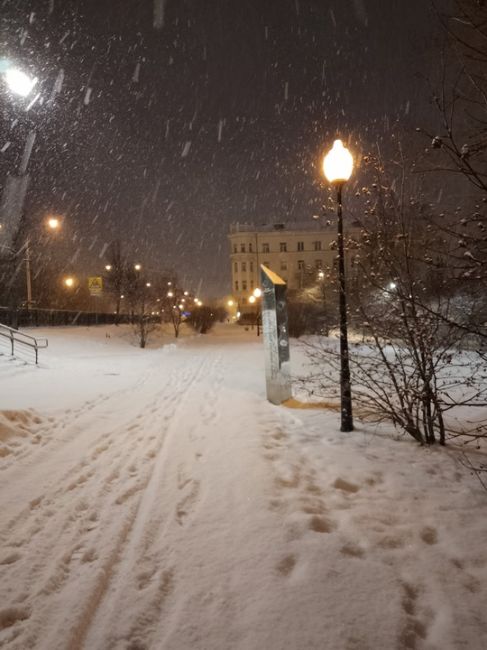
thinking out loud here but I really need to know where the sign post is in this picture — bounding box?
[260,264,292,405]
[88,276,103,296]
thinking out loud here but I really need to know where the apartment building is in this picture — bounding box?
[229,221,357,312]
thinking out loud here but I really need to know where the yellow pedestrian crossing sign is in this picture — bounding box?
[88,276,103,296]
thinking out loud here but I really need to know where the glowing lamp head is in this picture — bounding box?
[227,299,234,307]
[105,264,112,271]
[4,68,37,97]
[323,139,353,184]
[47,217,60,230]
[253,288,262,298]
[134,263,141,271]
[64,276,74,288]
[249,295,256,304]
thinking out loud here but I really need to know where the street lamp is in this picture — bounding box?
[323,138,354,432]
[47,217,61,231]
[3,67,37,98]
[134,263,142,271]
[64,276,75,288]
[24,216,63,309]
[105,264,112,271]
[249,287,262,336]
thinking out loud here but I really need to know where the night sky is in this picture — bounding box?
[0,0,442,297]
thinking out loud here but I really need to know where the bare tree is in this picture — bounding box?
[301,151,487,445]
[125,265,159,348]
[104,240,126,323]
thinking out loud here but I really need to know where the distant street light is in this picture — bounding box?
[146,282,151,287]
[323,138,354,432]
[47,216,61,230]
[249,288,262,336]
[134,263,142,271]
[25,216,63,309]
[227,299,234,307]
[64,276,75,288]
[105,264,112,271]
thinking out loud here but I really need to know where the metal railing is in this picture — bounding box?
[0,323,48,365]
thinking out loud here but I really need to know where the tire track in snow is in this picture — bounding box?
[80,353,224,650]
[0,352,213,649]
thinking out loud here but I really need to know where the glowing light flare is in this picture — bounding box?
[249,295,256,304]
[4,67,37,97]
[253,288,262,298]
[47,217,61,230]
[134,263,142,271]
[64,276,75,288]
[323,139,354,184]
[105,264,112,271]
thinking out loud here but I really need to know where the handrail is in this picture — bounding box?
[0,323,48,365]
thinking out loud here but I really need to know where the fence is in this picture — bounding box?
[0,306,132,328]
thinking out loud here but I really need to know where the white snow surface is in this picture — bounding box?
[0,324,486,650]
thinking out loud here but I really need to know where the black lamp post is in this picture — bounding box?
[323,139,354,432]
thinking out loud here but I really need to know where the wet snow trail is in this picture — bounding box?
[0,347,222,650]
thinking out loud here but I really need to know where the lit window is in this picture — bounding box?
[297,241,304,251]
[280,242,287,252]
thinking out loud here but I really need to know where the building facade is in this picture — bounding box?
[229,221,357,313]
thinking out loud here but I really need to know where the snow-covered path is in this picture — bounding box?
[1,325,487,649]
